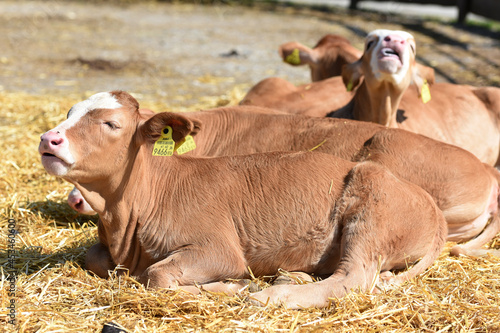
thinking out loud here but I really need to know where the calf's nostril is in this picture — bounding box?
[75,199,83,209]
[50,137,64,146]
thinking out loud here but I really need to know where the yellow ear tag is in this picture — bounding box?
[153,126,175,156]
[175,135,196,155]
[285,48,301,65]
[421,80,431,104]
[346,80,354,92]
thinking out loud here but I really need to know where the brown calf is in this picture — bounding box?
[69,106,500,257]
[40,91,447,308]
[332,29,500,166]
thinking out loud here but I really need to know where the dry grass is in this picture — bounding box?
[1,91,499,332]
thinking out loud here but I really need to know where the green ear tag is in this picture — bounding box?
[175,135,196,155]
[421,80,431,104]
[285,48,301,65]
[153,126,175,156]
[346,80,354,92]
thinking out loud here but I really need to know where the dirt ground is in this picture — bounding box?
[0,1,499,110]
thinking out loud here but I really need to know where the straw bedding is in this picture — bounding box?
[1,91,499,332]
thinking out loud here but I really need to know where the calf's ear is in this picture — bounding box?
[188,118,202,137]
[279,42,317,66]
[342,59,363,92]
[412,63,435,99]
[414,63,435,85]
[137,112,196,144]
[138,108,156,118]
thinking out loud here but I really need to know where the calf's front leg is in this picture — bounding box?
[138,245,248,295]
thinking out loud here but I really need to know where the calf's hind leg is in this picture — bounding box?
[249,213,445,309]
[250,162,447,309]
[451,166,500,257]
[450,213,500,257]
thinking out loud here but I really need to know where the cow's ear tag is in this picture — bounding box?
[346,80,354,92]
[153,126,175,156]
[175,135,196,155]
[421,80,431,104]
[285,48,301,65]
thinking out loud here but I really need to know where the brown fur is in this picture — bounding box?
[240,76,354,117]
[41,92,447,309]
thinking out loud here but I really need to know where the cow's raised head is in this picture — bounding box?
[39,91,200,185]
[342,29,433,97]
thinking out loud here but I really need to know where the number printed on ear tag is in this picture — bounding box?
[153,126,175,156]
[176,135,196,155]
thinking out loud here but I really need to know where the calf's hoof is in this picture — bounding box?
[272,271,315,286]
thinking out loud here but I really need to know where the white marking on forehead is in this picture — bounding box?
[54,92,123,132]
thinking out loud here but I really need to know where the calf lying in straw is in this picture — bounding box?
[40,91,446,308]
[69,106,500,257]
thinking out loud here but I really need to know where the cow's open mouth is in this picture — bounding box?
[43,152,56,157]
[380,47,401,60]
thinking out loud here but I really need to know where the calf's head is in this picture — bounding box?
[280,34,362,81]
[39,91,199,185]
[342,29,434,97]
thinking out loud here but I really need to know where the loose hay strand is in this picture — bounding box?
[0,91,499,332]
